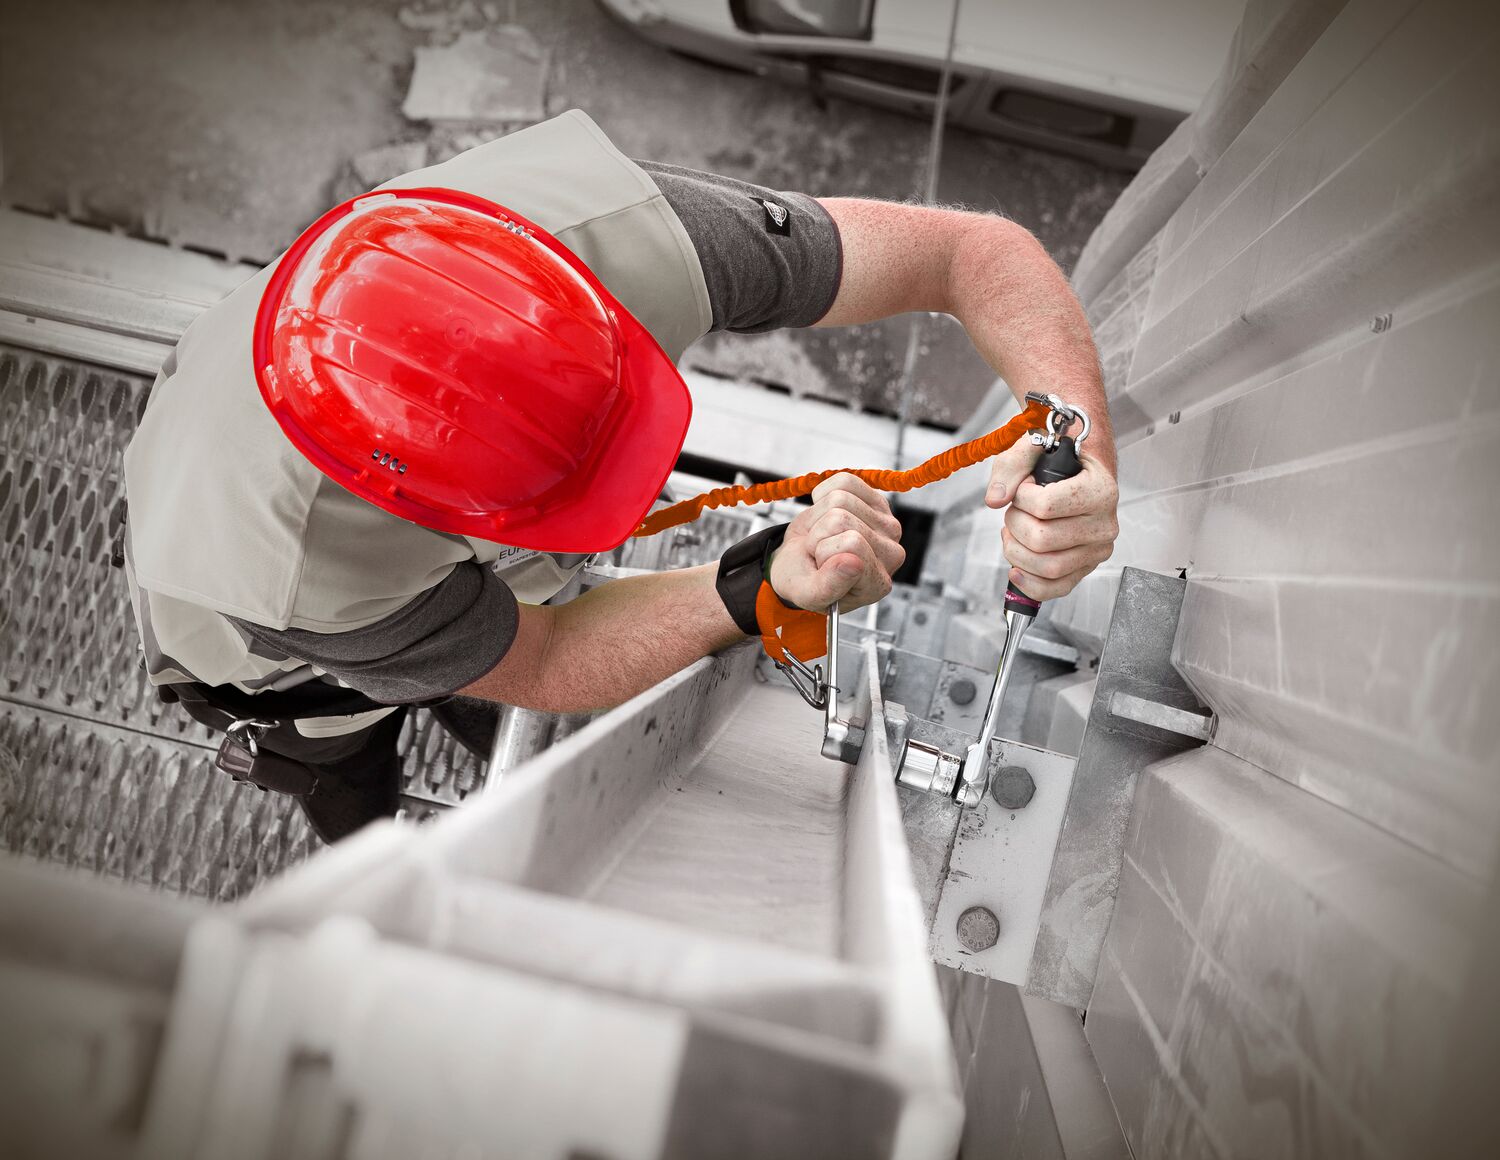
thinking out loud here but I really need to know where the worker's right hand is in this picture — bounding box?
[769,474,905,613]
[984,429,1119,601]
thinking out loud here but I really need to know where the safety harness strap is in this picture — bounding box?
[755,581,828,665]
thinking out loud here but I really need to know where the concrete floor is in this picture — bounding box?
[0,0,1129,426]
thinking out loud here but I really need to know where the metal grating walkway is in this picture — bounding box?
[0,343,488,899]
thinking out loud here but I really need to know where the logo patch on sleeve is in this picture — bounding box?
[757,197,792,236]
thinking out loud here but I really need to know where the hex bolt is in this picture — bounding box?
[956,906,1000,952]
[948,677,977,706]
[991,765,1036,810]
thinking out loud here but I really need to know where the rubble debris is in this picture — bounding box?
[397,0,494,43]
[328,140,431,204]
[350,141,431,189]
[402,26,550,125]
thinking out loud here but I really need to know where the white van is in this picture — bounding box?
[598,0,1243,168]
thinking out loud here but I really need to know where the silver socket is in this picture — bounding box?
[896,739,962,798]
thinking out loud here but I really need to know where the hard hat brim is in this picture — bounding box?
[488,306,692,553]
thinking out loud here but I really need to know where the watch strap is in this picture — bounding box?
[716,524,789,635]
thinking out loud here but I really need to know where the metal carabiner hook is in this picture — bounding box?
[1025,391,1091,450]
[774,653,831,710]
[225,717,276,758]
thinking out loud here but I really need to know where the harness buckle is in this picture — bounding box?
[225,718,276,759]
[216,718,278,788]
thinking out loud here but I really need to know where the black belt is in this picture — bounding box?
[163,680,398,797]
[160,678,389,721]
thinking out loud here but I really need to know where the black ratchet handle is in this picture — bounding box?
[1004,435,1084,614]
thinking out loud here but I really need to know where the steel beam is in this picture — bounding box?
[202,644,961,1157]
[1027,568,1209,1008]
[484,704,554,788]
[0,209,250,374]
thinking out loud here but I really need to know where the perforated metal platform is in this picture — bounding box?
[0,343,487,898]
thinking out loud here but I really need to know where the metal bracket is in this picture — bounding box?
[1025,567,1214,1006]
[926,736,1079,983]
[885,568,1216,998]
[884,704,1082,986]
[1107,690,1215,741]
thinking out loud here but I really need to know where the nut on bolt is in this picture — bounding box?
[991,765,1035,810]
[956,906,1000,952]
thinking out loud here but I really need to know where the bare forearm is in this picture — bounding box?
[945,216,1114,472]
[815,198,1114,472]
[459,564,745,713]
[813,196,1119,598]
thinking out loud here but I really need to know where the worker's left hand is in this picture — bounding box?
[984,439,1119,601]
[770,473,906,613]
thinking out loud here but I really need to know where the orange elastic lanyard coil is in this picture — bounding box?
[632,399,1052,665]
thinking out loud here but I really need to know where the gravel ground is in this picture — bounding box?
[0,0,1130,426]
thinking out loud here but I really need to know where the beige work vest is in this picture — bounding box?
[124,111,712,730]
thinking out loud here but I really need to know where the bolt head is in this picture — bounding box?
[913,610,929,626]
[956,906,1000,952]
[991,765,1035,810]
[948,677,977,705]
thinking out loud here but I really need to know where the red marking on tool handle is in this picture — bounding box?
[1004,583,1042,614]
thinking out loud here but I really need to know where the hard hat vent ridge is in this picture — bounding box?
[371,449,408,475]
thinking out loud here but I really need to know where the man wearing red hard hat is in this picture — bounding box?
[123,111,1118,842]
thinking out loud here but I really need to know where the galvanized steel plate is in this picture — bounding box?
[927,737,1078,988]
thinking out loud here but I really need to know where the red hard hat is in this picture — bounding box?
[253,188,692,552]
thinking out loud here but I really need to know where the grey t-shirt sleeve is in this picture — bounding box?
[636,160,843,334]
[228,562,519,704]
